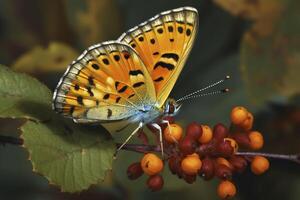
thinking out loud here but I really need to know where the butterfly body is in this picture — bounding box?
[126,104,160,124]
[53,7,198,153]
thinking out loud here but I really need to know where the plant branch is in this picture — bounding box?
[1,134,300,164]
[116,143,160,153]
[236,151,300,164]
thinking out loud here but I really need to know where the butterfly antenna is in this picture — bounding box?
[177,88,229,102]
[176,75,230,103]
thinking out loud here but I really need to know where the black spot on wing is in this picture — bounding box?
[129,70,144,76]
[87,87,94,96]
[133,82,144,88]
[115,81,128,93]
[77,96,83,105]
[178,26,183,33]
[116,97,121,103]
[107,109,112,118]
[88,77,94,86]
[157,28,163,34]
[103,94,110,100]
[154,61,175,70]
[186,28,191,36]
[161,53,179,61]
[74,84,80,90]
[128,94,135,98]
[115,81,120,89]
[92,63,100,70]
[138,37,144,42]
[154,77,164,82]
[123,53,130,59]
[70,106,75,114]
[114,55,120,61]
[102,58,109,65]
[118,85,128,93]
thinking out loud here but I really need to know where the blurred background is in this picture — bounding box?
[0,0,299,199]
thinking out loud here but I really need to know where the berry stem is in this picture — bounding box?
[116,143,161,154]
[1,133,300,165]
[236,151,300,164]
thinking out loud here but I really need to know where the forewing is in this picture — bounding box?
[118,7,198,107]
[53,41,156,122]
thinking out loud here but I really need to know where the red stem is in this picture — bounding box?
[116,143,160,154]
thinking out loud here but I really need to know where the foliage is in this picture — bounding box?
[0,65,115,192]
[0,65,51,120]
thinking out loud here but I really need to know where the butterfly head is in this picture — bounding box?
[163,98,182,116]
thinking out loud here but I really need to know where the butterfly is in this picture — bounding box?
[53,7,199,155]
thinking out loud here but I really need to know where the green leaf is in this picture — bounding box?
[21,116,115,192]
[0,65,52,120]
[0,64,115,192]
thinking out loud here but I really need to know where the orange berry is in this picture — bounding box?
[189,153,199,158]
[163,123,183,143]
[199,125,213,144]
[217,180,236,199]
[224,138,239,153]
[251,156,270,175]
[249,131,264,150]
[141,153,164,176]
[231,106,248,125]
[240,112,253,130]
[216,157,233,170]
[181,154,202,175]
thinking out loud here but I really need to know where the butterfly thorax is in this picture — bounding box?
[162,98,182,117]
[129,104,161,124]
[129,98,181,124]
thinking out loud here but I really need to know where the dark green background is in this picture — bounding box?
[0,0,299,199]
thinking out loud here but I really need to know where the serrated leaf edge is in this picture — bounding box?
[19,121,114,193]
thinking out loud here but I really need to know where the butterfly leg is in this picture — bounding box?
[161,120,178,144]
[115,122,143,157]
[150,123,164,157]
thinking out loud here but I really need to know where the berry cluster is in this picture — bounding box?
[126,106,270,199]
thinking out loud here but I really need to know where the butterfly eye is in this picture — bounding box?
[168,103,175,114]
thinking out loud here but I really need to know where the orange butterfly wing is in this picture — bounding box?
[53,41,156,122]
[118,7,198,107]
